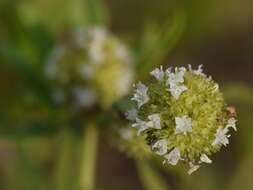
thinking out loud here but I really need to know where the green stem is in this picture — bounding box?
[54,129,77,190]
[80,122,99,190]
[137,161,170,190]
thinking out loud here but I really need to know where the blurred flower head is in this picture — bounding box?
[45,26,134,110]
[127,65,237,174]
[112,125,152,160]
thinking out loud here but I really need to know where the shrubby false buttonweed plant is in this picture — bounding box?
[127,65,237,174]
[45,27,133,110]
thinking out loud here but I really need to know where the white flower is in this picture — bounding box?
[152,139,167,155]
[125,108,138,121]
[132,114,161,136]
[166,67,188,99]
[200,154,212,164]
[175,116,192,134]
[212,127,230,147]
[132,118,149,136]
[169,84,188,100]
[72,87,97,108]
[119,128,134,140]
[150,66,165,81]
[131,82,149,108]
[146,114,161,129]
[188,162,200,175]
[164,148,181,166]
[166,67,186,86]
[226,118,237,131]
[188,64,205,76]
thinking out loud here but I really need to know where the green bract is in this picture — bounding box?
[45,27,133,110]
[128,65,237,174]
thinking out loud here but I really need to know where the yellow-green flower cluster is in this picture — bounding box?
[128,65,237,174]
[113,126,152,160]
[45,27,133,110]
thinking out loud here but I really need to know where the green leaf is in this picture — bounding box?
[135,11,186,80]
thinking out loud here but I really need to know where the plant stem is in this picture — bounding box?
[55,129,76,190]
[80,121,98,190]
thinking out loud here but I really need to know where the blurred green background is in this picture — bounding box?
[1,0,253,190]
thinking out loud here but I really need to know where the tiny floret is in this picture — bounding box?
[132,118,149,136]
[188,163,200,175]
[175,116,192,134]
[200,154,212,164]
[146,114,161,129]
[164,148,181,166]
[166,67,186,85]
[188,64,206,76]
[166,67,188,99]
[212,127,230,147]
[131,82,149,108]
[150,66,165,81]
[169,84,188,100]
[152,139,168,155]
[125,108,138,121]
[127,65,237,174]
[132,114,161,136]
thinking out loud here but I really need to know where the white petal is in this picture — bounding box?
[164,148,181,166]
[147,114,161,129]
[169,84,188,100]
[166,67,186,86]
[125,109,138,121]
[152,139,167,155]
[200,154,212,164]
[132,118,149,136]
[150,66,165,81]
[212,127,230,147]
[175,116,192,134]
[131,82,149,108]
[188,163,200,175]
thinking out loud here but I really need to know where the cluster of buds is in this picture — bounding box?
[45,27,133,110]
[127,65,237,174]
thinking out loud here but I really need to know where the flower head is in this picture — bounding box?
[127,65,237,173]
[45,26,133,110]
